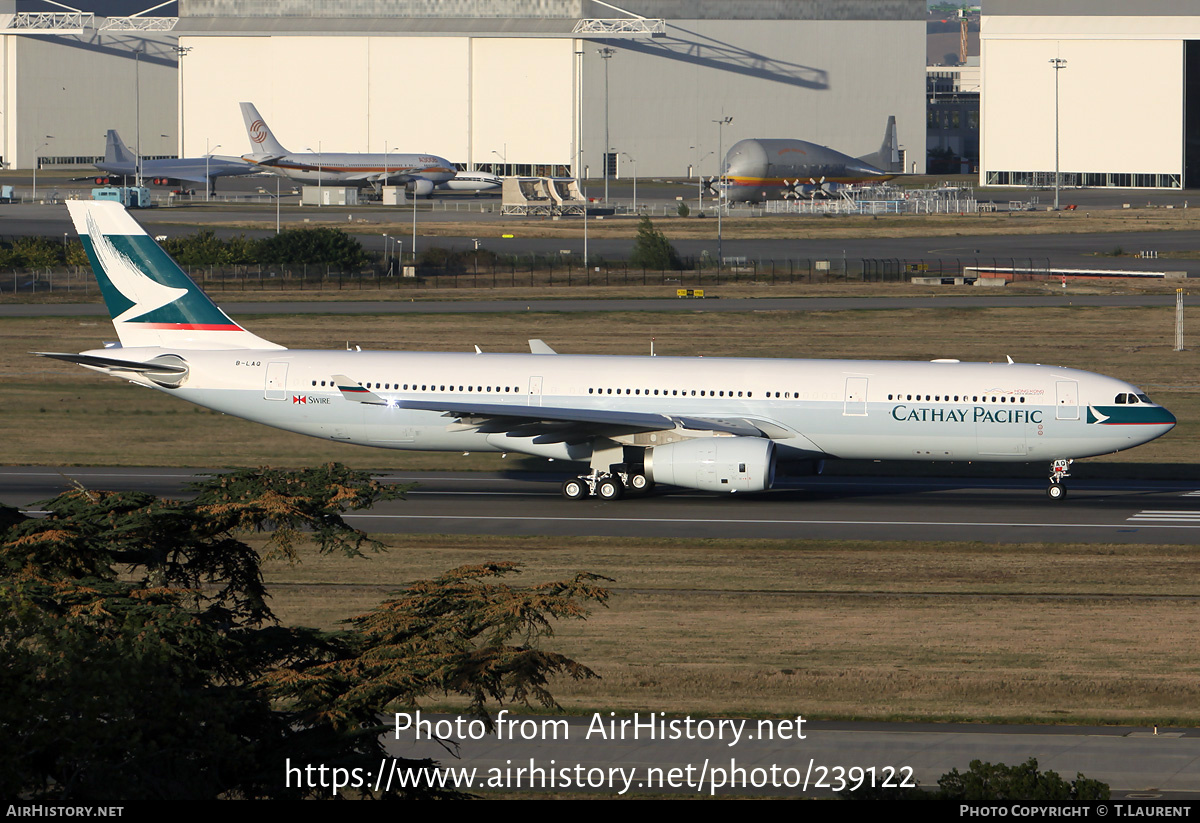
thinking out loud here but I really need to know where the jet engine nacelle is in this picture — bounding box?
[408,178,435,197]
[645,436,776,493]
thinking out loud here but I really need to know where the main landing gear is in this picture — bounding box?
[1046,458,1072,501]
[561,465,653,500]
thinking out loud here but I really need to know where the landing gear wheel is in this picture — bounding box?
[562,478,587,500]
[1047,483,1066,501]
[629,473,650,492]
[596,477,624,501]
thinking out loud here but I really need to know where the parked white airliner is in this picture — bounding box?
[239,102,455,194]
[44,201,1175,501]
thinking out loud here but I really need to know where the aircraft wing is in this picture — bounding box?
[366,171,416,184]
[329,370,801,441]
[392,398,799,443]
[242,153,287,166]
[157,165,254,184]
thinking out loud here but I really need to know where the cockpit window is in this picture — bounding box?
[1137,393,1152,404]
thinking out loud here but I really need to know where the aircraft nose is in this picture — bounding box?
[1134,403,1176,446]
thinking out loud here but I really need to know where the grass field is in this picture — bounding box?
[262,534,1200,725]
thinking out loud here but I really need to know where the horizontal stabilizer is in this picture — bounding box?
[34,351,187,375]
[529,339,558,354]
[35,351,190,388]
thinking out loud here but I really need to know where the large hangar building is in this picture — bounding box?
[981,0,1200,190]
[175,0,927,179]
[1,1,177,172]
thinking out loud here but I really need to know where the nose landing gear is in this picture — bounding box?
[1047,458,1072,501]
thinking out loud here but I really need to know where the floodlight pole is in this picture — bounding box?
[175,45,192,154]
[713,116,732,270]
[32,139,50,201]
[622,152,636,212]
[576,47,588,267]
[598,46,615,203]
[134,47,143,187]
[1050,57,1067,211]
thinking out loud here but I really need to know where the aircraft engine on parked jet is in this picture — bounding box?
[408,179,435,197]
[645,436,776,493]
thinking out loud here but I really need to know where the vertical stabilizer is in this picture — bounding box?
[857,115,902,173]
[66,200,284,351]
[105,130,136,166]
[239,102,289,157]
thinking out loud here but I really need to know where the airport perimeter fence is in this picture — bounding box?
[3,256,1056,295]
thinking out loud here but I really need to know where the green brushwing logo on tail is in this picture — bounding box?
[82,211,241,331]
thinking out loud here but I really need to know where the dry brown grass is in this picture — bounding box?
[262,534,1200,724]
[7,276,1185,305]
[3,305,1196,469]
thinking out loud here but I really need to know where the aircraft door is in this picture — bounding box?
[264,362,288,400]
[976,411,1028,456]
[1056,380,1079,420]
[843,377,868,416]
[528,376,543,407]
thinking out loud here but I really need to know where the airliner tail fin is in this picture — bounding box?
[104,130,136,166]
[65,200,284,351]
[239,102,289,157]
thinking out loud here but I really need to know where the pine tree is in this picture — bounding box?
[630,215,682,270]
[0,465,608,800]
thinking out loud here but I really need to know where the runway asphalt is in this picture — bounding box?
[387,714,1200,798]
[0,293,1182,318]
[8,467,1200,545]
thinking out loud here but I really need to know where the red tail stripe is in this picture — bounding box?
[135,322,245,331]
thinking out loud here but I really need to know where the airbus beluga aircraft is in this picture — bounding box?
[43,201,1175,501]
[722,116,903,203]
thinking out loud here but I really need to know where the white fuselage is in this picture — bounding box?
[247,153,456,187]
[437,172,502,192]
[90,347,1174,466]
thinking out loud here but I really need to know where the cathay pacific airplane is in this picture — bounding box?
[42,201,1175,501]
[239,102,455,195]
